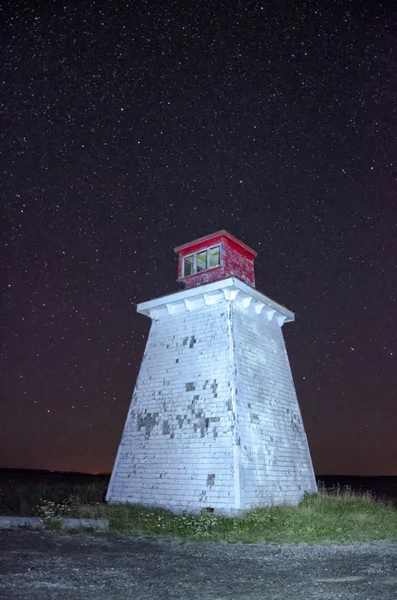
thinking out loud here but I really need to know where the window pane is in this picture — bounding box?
[196,251,207,272]
[208,246,220,268]
[183,255,194,276]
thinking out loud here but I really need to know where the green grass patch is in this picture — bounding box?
[106,488,397,543]
[0,479,396,543]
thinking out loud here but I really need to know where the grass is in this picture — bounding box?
[0,479,396,543]
[107,488,397,543]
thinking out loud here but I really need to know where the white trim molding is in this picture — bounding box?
[137,277,294,324]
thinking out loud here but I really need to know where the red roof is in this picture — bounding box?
[174,230,257,257]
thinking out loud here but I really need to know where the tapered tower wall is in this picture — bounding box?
[106,278,317,514]
[231,302,317,508]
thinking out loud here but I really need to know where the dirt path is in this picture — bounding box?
[0,530,396,599]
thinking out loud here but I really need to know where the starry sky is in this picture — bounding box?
[2,0,396,476]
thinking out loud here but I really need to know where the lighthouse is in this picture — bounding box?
[106,231,317,514]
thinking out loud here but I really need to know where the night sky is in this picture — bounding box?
[2,0,396,476]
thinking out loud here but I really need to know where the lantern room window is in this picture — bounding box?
[197,251,207,272]
[183,246,220,276]
[208,246,220,268]
[183,255,194,276]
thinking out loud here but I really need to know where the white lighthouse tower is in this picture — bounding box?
[107,231,317,513]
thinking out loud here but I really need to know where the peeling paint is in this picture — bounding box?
[207,474,215,488]
[137,412,158,439]
[211,380,218,397]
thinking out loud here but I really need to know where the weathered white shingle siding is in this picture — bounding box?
[231,302,317,508]
[107,302,238,513]
[107,278,317,514]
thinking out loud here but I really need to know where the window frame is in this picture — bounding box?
[182,245,221,277]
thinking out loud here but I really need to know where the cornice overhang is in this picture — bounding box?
[136,278,294,326]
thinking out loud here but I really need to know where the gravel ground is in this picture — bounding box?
[0,530,396,599]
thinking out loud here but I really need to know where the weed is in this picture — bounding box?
[44,519,63,532]
[67,527,97,535]
[0,480,107,518]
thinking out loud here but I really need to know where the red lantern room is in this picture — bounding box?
[174,230,257,290]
